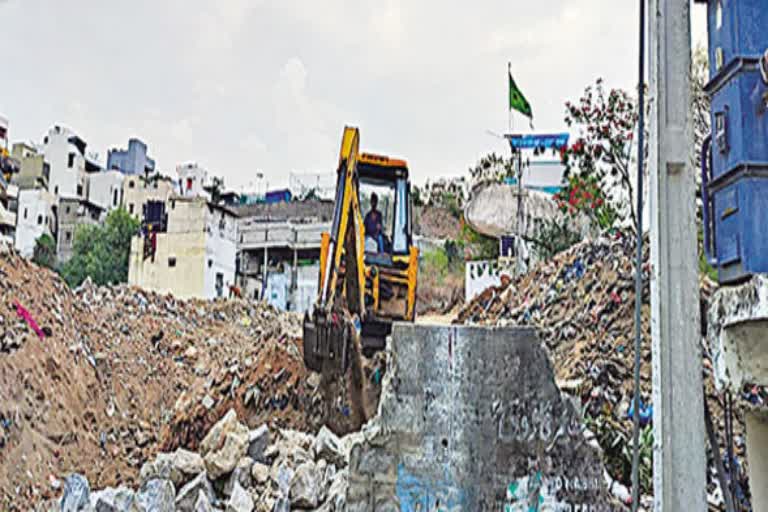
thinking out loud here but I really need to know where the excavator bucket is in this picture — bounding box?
[302,309,351,375]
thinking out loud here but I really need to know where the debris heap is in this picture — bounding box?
[41,408,350,512]
[0,245,324,509]
[457,233,752,509]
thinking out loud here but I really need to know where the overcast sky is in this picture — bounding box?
[2,1,706,190]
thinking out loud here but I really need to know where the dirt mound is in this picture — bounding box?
[414,205,461,240]
[457,233,753,508]
[0,246,322,509]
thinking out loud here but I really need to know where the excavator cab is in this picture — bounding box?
[303,128,418,376]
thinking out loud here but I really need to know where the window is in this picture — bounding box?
[65,231,71,243]
[128,180,135,189]
[37,215,42,225]
[129,203,134,214]
[65,206,70,214]
[23,208,27,220]
[68,153,75,168]
[113,189,118,206]
[54,185,59,195]
[359,177,409,254]
[76,184,83,196]
[208,259,213,268]
[168,257,177,267]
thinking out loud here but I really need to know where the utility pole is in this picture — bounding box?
[648,0,707,510]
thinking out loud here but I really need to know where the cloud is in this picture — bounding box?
[2,1,708,189]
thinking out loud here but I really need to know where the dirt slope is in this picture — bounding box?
[0,245,319,509]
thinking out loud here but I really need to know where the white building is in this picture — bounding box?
[14,188,56,257]
[128,197,237,299]
[87,170,125,211]
[42,125,92,199]
[176,162,210,199]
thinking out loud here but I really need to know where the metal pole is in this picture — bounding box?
[648,0,707,509]
[630,0,647,509]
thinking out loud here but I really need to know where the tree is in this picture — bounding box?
[467,153,515,185]
[61,208,140,287]
[561,79,641,232]
[32,233,57,270]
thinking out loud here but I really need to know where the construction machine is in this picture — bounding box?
[303,127,418,384]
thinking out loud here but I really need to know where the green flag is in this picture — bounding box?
[508,66,533,119]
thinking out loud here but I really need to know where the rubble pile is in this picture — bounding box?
[0,247,324,509]
[38,408,351,512]
[457,233,752,508]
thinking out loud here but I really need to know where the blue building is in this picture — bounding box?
[107,138,156,176]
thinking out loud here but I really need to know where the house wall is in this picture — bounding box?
[129,198,237,300]
[43,126,87,199]
[107,138,155,175]
[177,163,208,198]
[14,189,55,257]
[87,170,124,211]
[56,198,103,263]
[11,143,48,190]
[129,231,206,299]
[122,176,174,220]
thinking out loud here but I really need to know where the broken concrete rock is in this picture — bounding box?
[90,486,135,512]
[225,482,254,512]
[312,426,345,468]
[60,473,90,512]
[194,490,215,512]
[139,449,205,489]
[133,478,175,512]
[204,431,250,479]
[175,472,215,512]
[289,461,321,509]
[200,409,249,456]
[246,425,269,463]
[250,462,269,486]
[223,457,254,497]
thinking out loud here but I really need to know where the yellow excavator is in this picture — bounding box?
[303,127,418,382]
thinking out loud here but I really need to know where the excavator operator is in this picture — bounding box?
[364,192,384,253]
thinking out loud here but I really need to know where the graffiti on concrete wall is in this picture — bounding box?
[495,399,584,449]
[395,464,466,512]
[500,471,608,512]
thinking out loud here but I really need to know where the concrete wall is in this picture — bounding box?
[14,189,56,257]
[87,170,124,211]
[347,324,615,511]
[11,142,48,190]
[177,163,208,198]
[203,205,237,299]
[465,259,515,302]
[129,231,206,299]
[43,126,87,199]
[122,176,174,220]
[107,138,155,175]
[129,198,237,300]
[56,198,104,263]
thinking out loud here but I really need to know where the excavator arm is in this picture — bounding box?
[304,127,367,374]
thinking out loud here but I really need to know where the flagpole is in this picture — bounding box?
[507,62,512,135]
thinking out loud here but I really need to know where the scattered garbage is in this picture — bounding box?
[457,231,754,508]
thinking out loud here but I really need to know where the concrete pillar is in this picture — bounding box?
[648,0,707,509]
[746,412,768,510]
[262,246,268,299]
